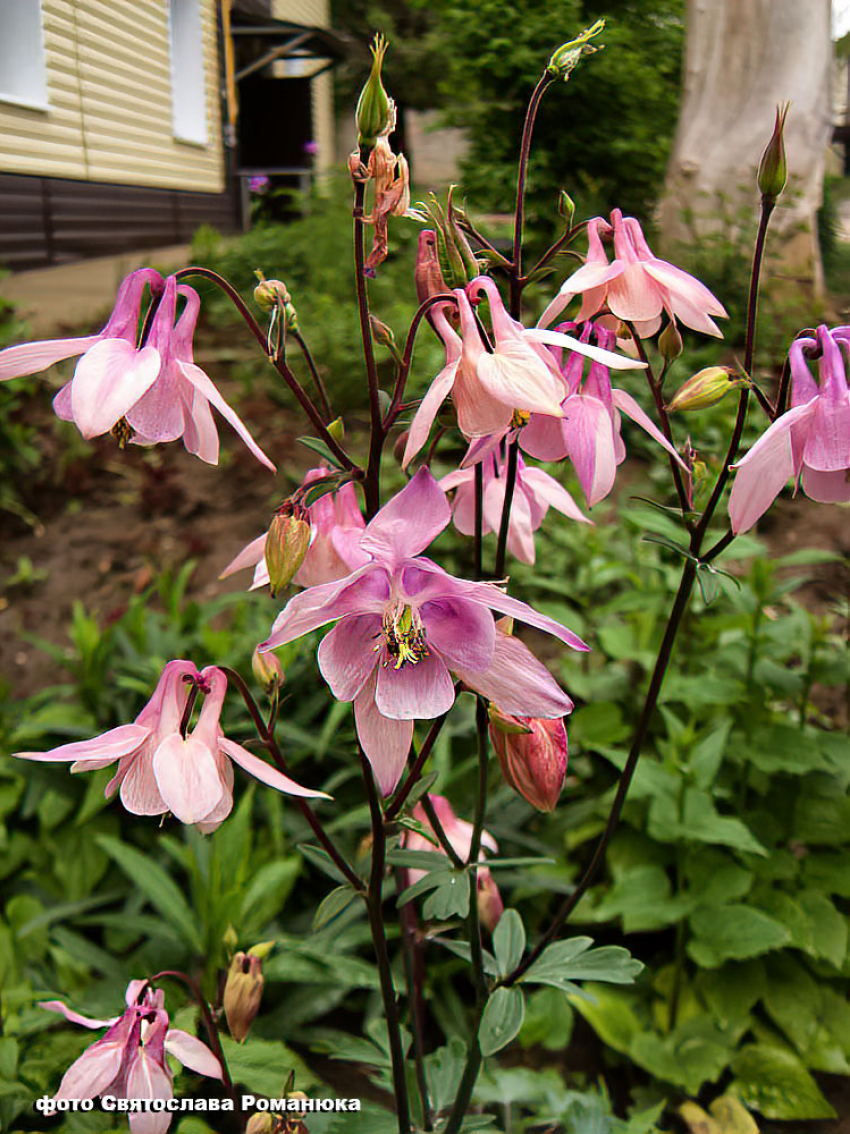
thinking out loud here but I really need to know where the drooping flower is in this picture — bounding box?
[0,270,275,469]
[260,468,585,795]
[365,135,413,275]
[403,276,645,466]
[729,325,850,533]
[489,703,569,812]
[403,794,503,931]
[15,661,327,831]
[520,320,688,506]
[222,466,369,591]
[0,268,162,428]
[439,444,589,565]
[539,210,727,338]
[40,980,221,1133]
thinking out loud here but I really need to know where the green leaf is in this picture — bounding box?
[313,886,361,932]
[424,1038,467,1113]
[297,435,344,469]
[688,721,732,789]
[219,1035,317,1094]
[386,849,450,871]
[493,909,525,977]
[478,987,524,1056]
[423,870,470,921]
[798,890,848,969]
[569,985,642,1055]
[688,904,791,968]
[522,938,643,988]
[298,844,351,885]
[729,1044,836,1119]
[96,836,201,951]
[518,987,573,1051]
[240,858,301,930]
[630,1018,734,1094]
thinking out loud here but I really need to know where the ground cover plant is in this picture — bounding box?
[0,21,849,1134]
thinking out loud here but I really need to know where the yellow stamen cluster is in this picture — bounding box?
[111,417,135,448]
[380,602,428,669]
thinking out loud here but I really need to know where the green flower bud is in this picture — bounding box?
[265,503,311,596]
[326,416,345,443]
[667,366,746,412]
[252,647,283,694]
[658,320,683,362]
[558,189,576,227]
[355,33,392,148]
[758,103,789,201]
[547,19,605,80]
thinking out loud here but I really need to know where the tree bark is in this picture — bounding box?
[657,0,832,294]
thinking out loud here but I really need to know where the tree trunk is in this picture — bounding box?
[657,0,832,295]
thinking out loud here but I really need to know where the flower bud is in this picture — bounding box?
[478,869,504,933]
[265,503,311,596]
[370,315,398,353]
[246,1116,273,1134]
[666,366,746,412]
[547,19,605,80]
[489,709,569,812]
[658,319,683,362]
[252,646,283,693]
[355,34,392,148]
[224,951,265,1043]
[558,190,576,227]
[758,103,789,201]
[393,429,410,464]
[326,417,345,443]
[254,271,299,330]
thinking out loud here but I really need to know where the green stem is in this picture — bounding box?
[361,754,411,1134]
[292,328,332,421]
[353,175,383,519]
[510,72,554,319]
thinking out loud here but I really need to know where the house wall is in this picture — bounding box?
[0,0,225,193]
[271,0,335,171]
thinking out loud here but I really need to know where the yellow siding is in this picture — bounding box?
[0,0,225,192]
[271,0,335,169]
[272,0,330,28]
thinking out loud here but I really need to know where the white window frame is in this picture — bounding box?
[0,0,49,112]
[168,0,209,146]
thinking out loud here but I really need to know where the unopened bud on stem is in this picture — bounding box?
[547,19,605,80]
[265,503,311,596]
[224,951,265,1042]
[658,320,683,362]
[558,189,576,227]
[758,103,789,201]
[489,705,569,812]
[252,646,283,693]
[355,33,392,148]
[667,366,747,412]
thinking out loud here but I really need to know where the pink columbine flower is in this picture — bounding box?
[539,209,727,338]
[41,980,221,1133]
[221,466,369,590]
[489,706,569,813]
[439,445,589,565]
[729,325,850,533]
[520,321,688,506]
[259,468,586,795]
[0,270,275,470]
[404,794,503,931]
[15,661,327,831]
[403,275,646,467]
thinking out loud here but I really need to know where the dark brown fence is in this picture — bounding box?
[0,173,239,272]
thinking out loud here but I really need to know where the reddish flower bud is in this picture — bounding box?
[489,708,569,812]
[478,869,504,933]
[252,646,283,693]
[265,503,311,596]
[224,951,265,1043]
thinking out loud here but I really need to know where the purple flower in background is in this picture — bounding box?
[260,468,586,795]
[304,140,319,156]
[248,175,271,194]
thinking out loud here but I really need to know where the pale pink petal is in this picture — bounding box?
[561,396,618,506]
[557,260,623,297]
[164,1029,222,1079]
[611,389,689,469]
[525,328,647,371]
[0,335,100,382]
[151,734,225,825]
[220,738,330,798]
[801,464,850,503]
[606,264,664,323]
[453,365,516,437]
[729,404,816,533]
[360,468,452,563]
[14,723,148,766]
[642,260,727,318]
[39,1001,115,1029]
[520,467,591,524]
[262,564,389,648]
[520,413,569,462]
[55,1033,128,1101]
[70,340,161,438]
[454,633,574,718]
[354,672,414,795]
[127,1052,172,1134]
[421,594,496,672]
[220,534,266,579]
[317,614,383,700]
[375,650,456,719]
[477,342,565,416]
[125,360,187,442]
[803,395,850,471]
[482,474,537,565]
[631,314,662,338]
[438,467,473,493]
[182,392,220,464]
[117,751,167,815]
[403,359,459,467]
[178,361,275,472]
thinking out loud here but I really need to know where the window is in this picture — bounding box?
[0,0,48,110]
[168,0,208,145]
